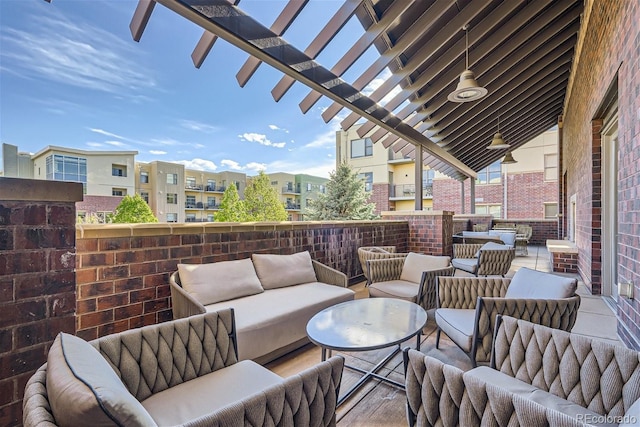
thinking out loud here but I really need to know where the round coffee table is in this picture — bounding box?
[306,298,427,405]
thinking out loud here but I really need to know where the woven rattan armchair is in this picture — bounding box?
[357,246,408,284]
[451,243,515,277]
[435,267,581,366]
[23,310,345,427]
[404,316,640,427]
[367,252,454,310]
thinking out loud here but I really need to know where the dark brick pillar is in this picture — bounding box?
[381,211,454,257]
[0,178,82,426]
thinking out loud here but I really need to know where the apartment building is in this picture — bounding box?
[266,173,328,220]
[336,125,558,219]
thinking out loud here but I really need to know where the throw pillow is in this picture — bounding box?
[178,258,264,305]
[46,332,157,427]
[400,252,451,283]
[252,251,317,289]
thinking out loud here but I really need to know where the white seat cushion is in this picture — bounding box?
[452,258,478,274]
[142,360,282,425]
[205,282,354,360]
[505,267,577,299]
[400,252,451,283]
[435,309,476,352]
[369,280,418,301]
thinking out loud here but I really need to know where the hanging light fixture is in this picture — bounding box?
[487,116,510,150]
[501,152,517,164]
[448,25,488,102]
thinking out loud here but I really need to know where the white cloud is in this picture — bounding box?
[149,150,167,155]
[268,124,289,133]
[304,111,347,148]
[263,159,335,178]
[179,120,218,133]
[104,140,126,147]
[89,128,126,139]
[362,68,402,104]
[175,158,217,172]
[238,132,286,148]
[221,159,243,170]
[245,162,267,172]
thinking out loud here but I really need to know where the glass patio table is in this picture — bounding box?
[306,298,427,405]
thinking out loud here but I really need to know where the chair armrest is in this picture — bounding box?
[417,266,455,310]
[23,364,57,427]
[92,310,238,402]
[403,348,466,427]
[367,257,405,285]
[453,243,484,259]
[437,276,510,309]
[182,356,345,427]
[170,271,206,319]
[312,259,348,287]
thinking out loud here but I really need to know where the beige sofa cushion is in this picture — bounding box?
[400,252,451,284]
[369,280,418,301]
[252,251,317,289]
[142,360,282,425]
[505,267,577,299]
[435,309,476,352]
[46,333,156,427]
[178,259,263,305]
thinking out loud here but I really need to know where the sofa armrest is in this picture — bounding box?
[437,276,510,309]
[491,315,640,418]
[403,349,466,427]
[23,364,57,427]
[417,266,455,310]
[170,271,206,319]
[367,257,405,285]
[92,310,238,402]
[312,259,348,287]
[453,243,484,259]
[182,355,345,427]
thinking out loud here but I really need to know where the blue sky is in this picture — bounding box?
[0,0,390,177]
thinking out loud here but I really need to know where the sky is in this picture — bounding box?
[0,0,393,178]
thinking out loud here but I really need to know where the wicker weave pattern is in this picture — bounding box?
[22,365,56,427]
[311,259,348,287]
[437,276,509,309]
[493,316,640,417]
[357,247,407,283]
[476,248,516,276]
[367,256,406,283]
[418,267,455,310]
[170,271,207,319]
[453,244,483,259]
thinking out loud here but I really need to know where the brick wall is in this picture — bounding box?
[0,178,82,426]
[561,0,639,348]
[382,211,453,257]
[76,195,123,216]
[551,252,579,274]
[371,183,390,214]
[74,220,409,341]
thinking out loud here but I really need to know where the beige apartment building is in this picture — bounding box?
[267,173,328,221]
[337,125,558,218]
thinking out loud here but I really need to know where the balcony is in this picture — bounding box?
[282,184,301,194]
[389,184,433,200]
[185,184,203,191]
[205,185,226,192]
[285,202,301,210]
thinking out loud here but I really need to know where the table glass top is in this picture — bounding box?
[306,298,428,352]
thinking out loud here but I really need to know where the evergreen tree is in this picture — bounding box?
[109,194,158,223]
[215,183,245,222]
[243,171,288,221]
[307,163,377,220]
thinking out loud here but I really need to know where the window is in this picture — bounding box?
[271,181,278,186]
[140,191,149,203]
[234,181,241,190]
[544,203,558,219]
[306,183,312,191]
[422,169,434,187]
[166,213,177,222]
[319,185,325,193]
[186,195,196,208]
[186,214,196,222]
[186,177,197,188]
[358,172,373,192]
[351,138,373,158]
[112,188,126,196]
[476,161,502,185]
[476,204,502,218]
[207,197,216,208]
[167,193,178,204]
[166,173,178,185]
[140,171,149,183]
[45,155,87,185]
[207,214,214,222]
[544,154,558,181]
[112,164,127,177]
[207,179,216,191]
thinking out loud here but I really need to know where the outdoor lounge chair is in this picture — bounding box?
[357,246,408,285]
[434,267,581,366]
[367,252,454,311]
[404,316,640,427]
[451,242,515,277]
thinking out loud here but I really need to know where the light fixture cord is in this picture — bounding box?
[465,28,469,69]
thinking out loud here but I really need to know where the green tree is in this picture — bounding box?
[243,171,288,221]
[110,194,158,223]
[215,183,246,222]
[307,162,377,220]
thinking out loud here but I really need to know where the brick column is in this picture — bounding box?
[381,211,454,257]
[0,178,82,426]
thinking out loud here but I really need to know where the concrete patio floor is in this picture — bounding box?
[264,245,623,426]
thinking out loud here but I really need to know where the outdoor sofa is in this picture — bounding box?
[170,250,355,363]
[404,315,640,426]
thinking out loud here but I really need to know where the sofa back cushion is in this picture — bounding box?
[400,252,451,283]
[46,333,157,427]
[505,267,577,299]
[252,251,317,289]
[178,259,264,305]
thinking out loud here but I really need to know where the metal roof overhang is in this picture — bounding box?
[128,0,583,181]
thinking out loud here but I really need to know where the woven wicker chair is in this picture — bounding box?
[23,310,344,427]
[435,267,581,366]
[451,243,515,277]
[357,246,407,284]
[404,316,640,427]
[367,252,454,311]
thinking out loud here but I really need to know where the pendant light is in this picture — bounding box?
[487,116,510,150]
[501,152,517,164]
[448,25,488,102]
